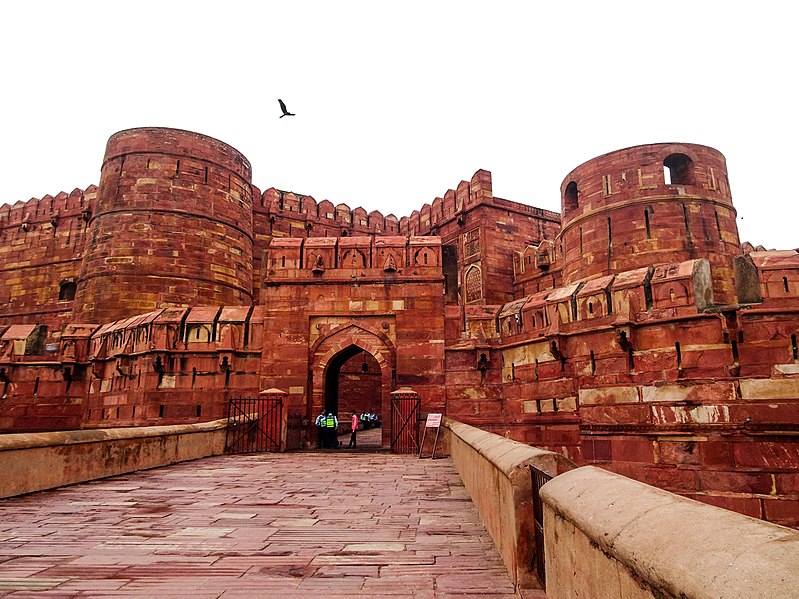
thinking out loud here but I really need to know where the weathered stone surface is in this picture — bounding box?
[0,452,518,597]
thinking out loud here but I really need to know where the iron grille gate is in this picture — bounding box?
[530,465,553,588]
[390,395,420,453]
[225,397,282,454]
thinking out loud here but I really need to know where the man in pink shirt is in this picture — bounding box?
[347,410,359,449]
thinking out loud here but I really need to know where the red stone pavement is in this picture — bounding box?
[0,437,539,598]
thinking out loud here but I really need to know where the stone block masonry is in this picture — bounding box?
[1,128,798,527]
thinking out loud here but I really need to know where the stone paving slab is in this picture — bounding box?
[0,451,522,597]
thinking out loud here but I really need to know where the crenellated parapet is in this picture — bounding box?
[0,186,97,229]
[254,188,401,238]
[0,187,99,329]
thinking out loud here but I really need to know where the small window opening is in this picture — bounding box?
[675,342,682,371]
[664,153,694,185]
[783,277,790,293]
[564,181,579,214]
[589,350,596,375]
[159,404,165,418]
[588,301,593,315]
[715,209,723,240]
[791,334,798,361]
[196,405,202,418]
[281,255,286,267]
[59,281,77,301]
[644,207,652,239]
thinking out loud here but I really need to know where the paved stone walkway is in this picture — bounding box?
[0,449,520,598]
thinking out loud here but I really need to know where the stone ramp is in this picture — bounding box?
[0,452,520,597]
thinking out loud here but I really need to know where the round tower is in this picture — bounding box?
[73,127,254,323]
[559,143,740,303]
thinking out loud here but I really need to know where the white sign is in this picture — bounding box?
[425,413,442,428]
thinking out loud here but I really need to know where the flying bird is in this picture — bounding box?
[278,99,295,118]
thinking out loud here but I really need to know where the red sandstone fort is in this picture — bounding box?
[1,127,797,527]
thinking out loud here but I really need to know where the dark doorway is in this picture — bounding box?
[324,345,382,449]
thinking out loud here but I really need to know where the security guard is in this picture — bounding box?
[324,411,338,448]
[314,409,326,449]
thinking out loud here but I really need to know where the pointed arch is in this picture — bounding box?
[308,322,396,448]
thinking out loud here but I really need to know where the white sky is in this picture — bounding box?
[1,1,796,249]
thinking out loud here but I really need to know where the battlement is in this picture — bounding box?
[0,186,97,229]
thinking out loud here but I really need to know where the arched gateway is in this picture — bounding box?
[309,323,395,448]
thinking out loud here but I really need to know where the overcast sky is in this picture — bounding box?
[1,1,796,249]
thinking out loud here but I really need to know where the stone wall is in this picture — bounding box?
[0,418,228,498]
[0,187,96,329]
[541,466,799,599]
[443,417,576,589]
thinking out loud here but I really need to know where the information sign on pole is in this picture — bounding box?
[419,413,443,459]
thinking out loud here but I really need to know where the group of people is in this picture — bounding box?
[314,408,381,449]
[358,412,381,429]
[315,410,340,449]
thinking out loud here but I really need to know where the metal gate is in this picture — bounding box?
[225,397,282,453]
[530,465,553,588]
[390,395,419,453]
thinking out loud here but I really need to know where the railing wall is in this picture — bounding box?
[0,419,228,498]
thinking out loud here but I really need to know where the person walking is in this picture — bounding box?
[347,410,359,449]
[314,409,326,449]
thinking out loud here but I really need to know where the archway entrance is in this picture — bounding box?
[324,347,381,416]
[324,346,382,449]
[309,323,395,450]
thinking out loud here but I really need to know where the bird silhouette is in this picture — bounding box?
[278,99,295,118]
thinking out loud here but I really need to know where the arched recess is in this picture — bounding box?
[309,323,396,447]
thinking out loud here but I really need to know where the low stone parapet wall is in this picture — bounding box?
[442,417,576,589]
[0,419,228,498]
[541,466,799,599]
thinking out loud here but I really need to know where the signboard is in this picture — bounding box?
[425,413,442,428]
[420,413,443,459]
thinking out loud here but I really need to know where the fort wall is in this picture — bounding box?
[1,129,797,527]
[0,187,96,329]
[444,250,799,525]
